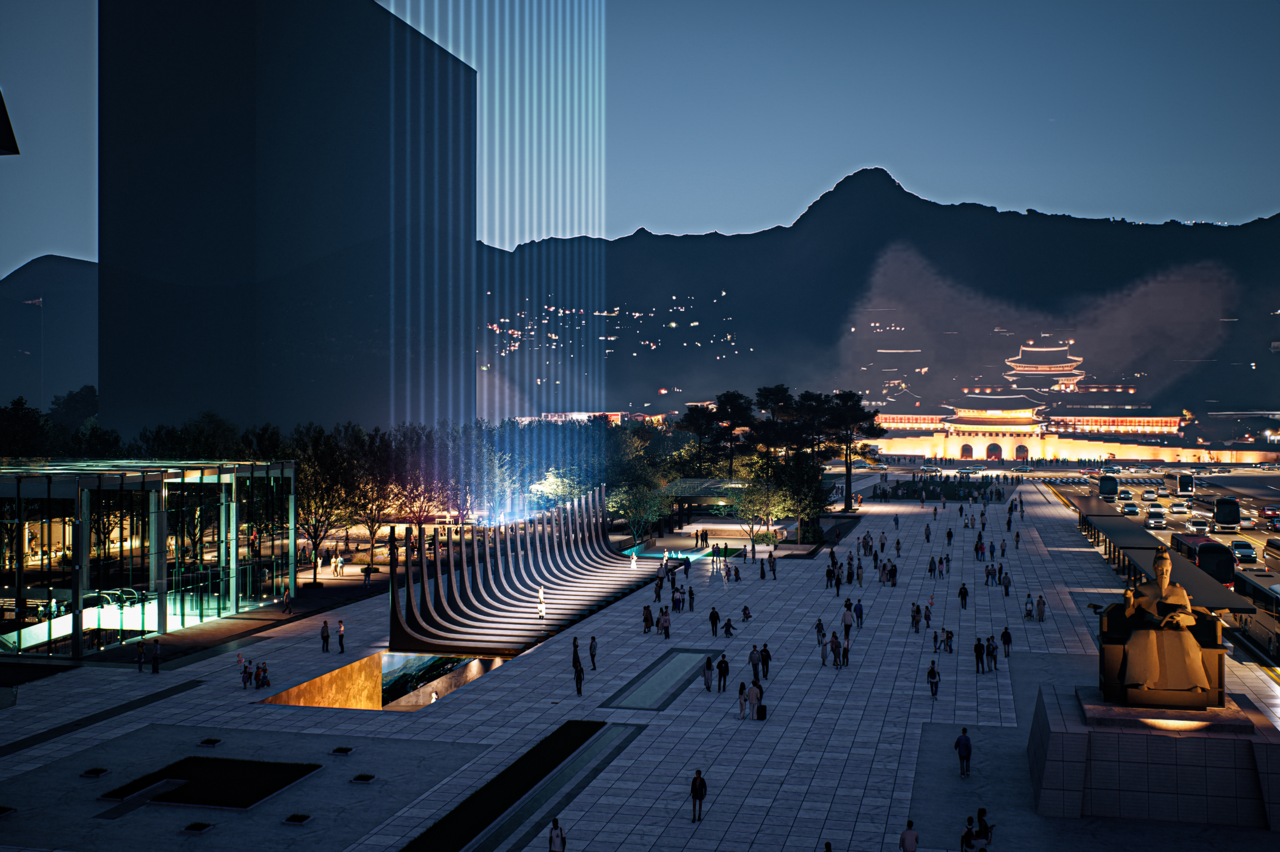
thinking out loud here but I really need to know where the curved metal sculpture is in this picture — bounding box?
[390,486,660,655]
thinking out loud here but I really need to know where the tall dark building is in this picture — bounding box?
[99,0,476,436]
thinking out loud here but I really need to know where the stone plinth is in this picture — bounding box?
[1028,684,1280,829]
[1077,686,1257,734]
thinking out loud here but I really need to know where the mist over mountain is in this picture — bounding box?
[481,168,1280,419]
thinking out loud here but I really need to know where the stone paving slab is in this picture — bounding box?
[0,482,1278,852]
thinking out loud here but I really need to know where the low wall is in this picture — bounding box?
[261,652,383,711]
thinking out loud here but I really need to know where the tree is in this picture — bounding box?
[607,485,668,546]
[826,390,886,511]
[674,405,726,477]
[0,397,48,456]
[714,390,756,480]
[47,385,99,433]
[291,423,352,582]
[710,475,790,547]
[342,425,396,565]
[782,452,836,544]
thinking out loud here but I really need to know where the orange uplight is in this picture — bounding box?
[1139,719,1211,732]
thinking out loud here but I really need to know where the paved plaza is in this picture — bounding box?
[2,482,1279,852]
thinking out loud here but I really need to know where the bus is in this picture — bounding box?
[1170,533,1238,584]
[1232,569,1280,660]
[1097,474,1119,503]
[1163,471,1194,497]
[1191,495,1241,532]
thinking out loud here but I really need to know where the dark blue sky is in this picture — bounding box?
[2,0,1278,277]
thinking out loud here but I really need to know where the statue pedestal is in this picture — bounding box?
[1028,684,1280,829]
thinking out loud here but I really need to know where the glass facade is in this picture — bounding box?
[0,461,295,658]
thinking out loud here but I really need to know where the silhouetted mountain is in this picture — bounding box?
[0,255,97,409]
[480,168,1280,419]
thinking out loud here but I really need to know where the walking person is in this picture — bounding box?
[321,620,330,652]
[854,599,864,629]
[738,682,748,719]
[986,636,999,671]
[136,641,146,673]
[820,633,830,667]
[281,587,293,614]
[574,660,584,696]
[927,661,940,699]
[549,818,568,851]
[1036,594,1047,622]
[958,583,969,610]
[709,607,720,636]
[589,636,597,670]
[923,604,932,629]
[716,654,730,692]
[1015,530,1020,549]
[1001,626,1012,657]
[1001,570,1011,597]
[150,638,161,673]
[703,657,713,691]
[974,637,986,673]
[955,727,973,778]
[746,644,762,682]
[241,661,253,689]
[829,632,841,670]
[338,620,345,653]
[841,636,850,667]
[747,680,761,719]
[690,770,707,822]
[842,604,854,640]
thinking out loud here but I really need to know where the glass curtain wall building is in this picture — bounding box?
[0,461,295,658]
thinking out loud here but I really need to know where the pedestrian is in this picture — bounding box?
[703,657,713,691]
[894,513,899,530]
[282,587,293,614]
[643,605,653,633]
[716,654,730,692]
[688,586,695,612]
[321,620,330,652]
[829,632,841,669]
[241,661,253,689]
[738,682,748,719]
[1001,571,1011,597]
[770,553,777,579]
[856,560,863,587]
[663,608,672,639]
[690,770,707,822]
[539,585,546,619]
[946,528,953,546]
[574,661,584,696]
[1036,595,1047,622]
[722,617,733,638]
[149,638,162,673]
[955,727,972,777]
[854,599,864,628]
[834,568,842,597]
[842,636,850,667]
[362,561,371,587]
[254,662,264,688]
[709,607,720,636]
[842,605,854,640]
[549,817,567,851]
[1015,530,1020,549]
[749,645,761,681]
[760,558,766,580]
[1001,626,1012,657]
[820,633,829,667]
[924,604,932,628]
[895,538,901,557]
[974,637,985,673]
[958,583,969,610]
[986,636,999,671]
[338,620,345,653]
[747,680,761,719]
[589,636,598,670]
[899,819,920,852]
[136,641,146,673]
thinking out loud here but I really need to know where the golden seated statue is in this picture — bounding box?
[1098,547,1225,709]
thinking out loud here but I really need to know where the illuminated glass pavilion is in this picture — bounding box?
[0,460,295,658]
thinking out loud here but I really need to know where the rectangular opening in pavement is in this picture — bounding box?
[598,647,722,711]
[258,650,505,711]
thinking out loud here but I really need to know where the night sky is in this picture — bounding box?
[1,0,1278,278]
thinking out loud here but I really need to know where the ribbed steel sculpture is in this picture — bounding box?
[390,486,658,655]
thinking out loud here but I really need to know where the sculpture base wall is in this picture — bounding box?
[1027,684,1280,829]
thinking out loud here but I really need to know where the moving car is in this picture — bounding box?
[920,465,941,473]
[868,463,888,471]
[1241,516,1257,530]
[1012,465,1034,473]
[1167,501,1189,515]
[1141,490,1158,502]
[1231,540,1257,563]
[1156,487,1169,497]
[1101,466,1123,474]
[1121,502,1141,516]
[1144,506,1166,529]
[1118,489,1133,500]
[1186,518,1209,534]
[970,464,987,472]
